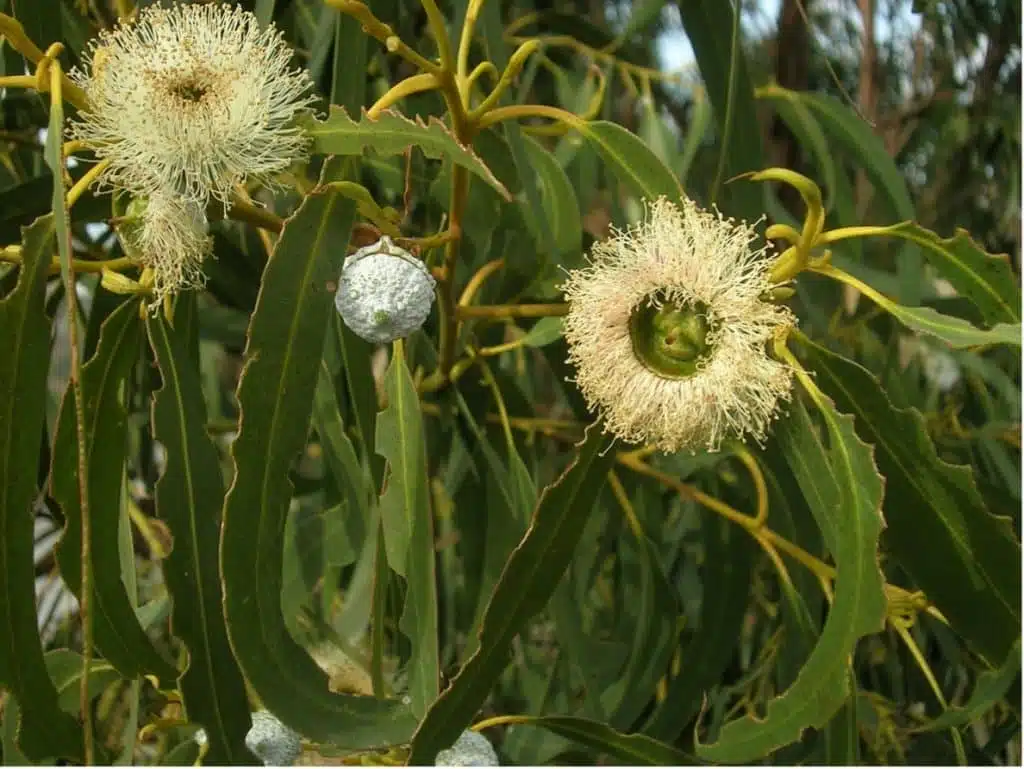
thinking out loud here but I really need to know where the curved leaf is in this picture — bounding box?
[0,215,84,763]
[850,222,1020,325]
[147,312,254,764]
[375,348,439,718]
[698,396,887,762]
[220,187,416,748]
[408,425,616,763]
[506,716,694,765]
[302,108,511,200]
[674,0,764,221]
[580,121,684,203]
[52,301,179,686]
[801,338,1021,665]
[521,134,582,258]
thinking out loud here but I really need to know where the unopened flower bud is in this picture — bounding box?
[335,236,436,344]
[434,730,499,766]
[245,711,301,767]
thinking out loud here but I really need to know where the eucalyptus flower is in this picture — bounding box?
[68,2,315,206]
[562,197,794,453]
[117,190,211,308]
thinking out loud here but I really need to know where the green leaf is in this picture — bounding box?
[521,317,564,348]
[919,640,1021,732]
[52,301,179,686]
[331,316,386,490]
[0,215,84,763]
[847,222,1021,325]
[673,0,764,221]
[521,135,582,258]
[375,347,439,718]
[506,716,694,765]
[408,425,616,763]
[302,108,511,201]
[643,516,754,740]
[313,363,370,552]
[220,188,416,748]
[44,650,120,715]
[147,312,254,764]
[800,338,1022,665]
[698,396,887,762]
[757,87,837,211]
[877,303,1019,348]
[580,121,684,203]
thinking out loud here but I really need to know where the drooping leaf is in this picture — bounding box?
[408,425,616,763]
[302,108,511,200]
[698,396,887,762]
[44,650,120,715]
[147,311,254,764]
[521,134,582,258]
[581,121,684,204]
[506,715,695,765]
[841,222,1020,325]
[375,347,439,718]
[801,337,1022,665]
[673,0,764,222]
[51,301,179,686]
[643,515,754,740]
[919,640,1021,732]
[220,188,416,748]
[0,215,84,763]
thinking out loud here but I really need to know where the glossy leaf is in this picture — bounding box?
[0,215,84,763]
[801,338,1022,665]
[698,396,887,762]
[45,650,120,715]
[375,348,439,718]
[920,640,1021,731]
[147,312,254,764]
[848,221,1021,325]
[581,121,684,203]
[673,0,764,221]
[51,301,179,685]
[302,108,511,200]
[408,425,616,763]
[521,135,582,258]
[506,715,694,765]
[220,188,416,748]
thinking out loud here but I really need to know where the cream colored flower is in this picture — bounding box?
[562,197,795,453]
[68,2,314,206]
[118,190,212,308]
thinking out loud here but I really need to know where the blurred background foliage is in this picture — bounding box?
[0,0,1019,765]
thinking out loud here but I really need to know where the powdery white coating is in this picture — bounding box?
[119,190,212,308]
[335,237,436,344]
[68,2,315,206]
[244,711,301,767]
[562,196,795,453]
[434,730,499,766]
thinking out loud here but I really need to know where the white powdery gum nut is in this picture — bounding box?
[335,236,436,345]
[434,730,499,766]
[244,711,302,766]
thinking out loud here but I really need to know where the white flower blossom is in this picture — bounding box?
[562,196,795,453]
[335,236,436,344]
[68,2,315,206]
[118,190,211,308]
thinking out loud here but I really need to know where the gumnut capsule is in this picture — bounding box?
[335,235,436,344]
[434,730,499,766]
[244,711,302,766]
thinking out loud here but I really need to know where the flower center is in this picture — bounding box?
[629,296,715,379]
[171,80,209,103]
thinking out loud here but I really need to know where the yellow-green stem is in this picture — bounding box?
[457,303,569,320]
